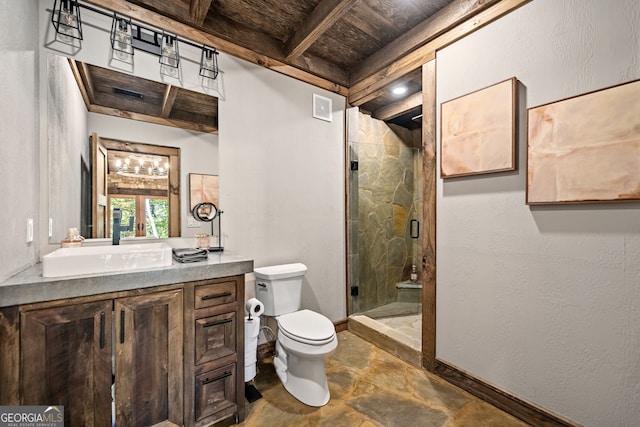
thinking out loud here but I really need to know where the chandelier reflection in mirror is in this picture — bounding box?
[113,154,169,180]
[51,0,219,80]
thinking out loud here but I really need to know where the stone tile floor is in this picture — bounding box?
[237,331,528,427]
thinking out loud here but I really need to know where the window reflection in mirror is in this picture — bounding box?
[89,135,180,239]
[107,150,171,240]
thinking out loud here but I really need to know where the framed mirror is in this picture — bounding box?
[46,53,219,243]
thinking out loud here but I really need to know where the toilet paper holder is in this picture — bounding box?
[246,297,264,320]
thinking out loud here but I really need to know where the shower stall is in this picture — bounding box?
[347,108,423,351]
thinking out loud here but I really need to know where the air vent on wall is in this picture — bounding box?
[113,87,144,99]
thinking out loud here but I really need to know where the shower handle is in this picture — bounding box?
[410,219,420,238]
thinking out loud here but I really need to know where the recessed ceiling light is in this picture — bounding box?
[392,86,408,95]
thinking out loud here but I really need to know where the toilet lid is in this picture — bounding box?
[278,309,336,345]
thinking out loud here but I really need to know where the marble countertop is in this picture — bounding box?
[0,251,253,308]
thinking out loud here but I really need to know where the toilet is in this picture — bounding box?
[254,263,337,407]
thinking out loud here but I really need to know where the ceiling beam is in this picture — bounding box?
[209,14,350,86]
[161,85,179,118]
[88,104,218,134]
[349,0,532,106]
[68,59,93,108]
[83,0,349,96]
[373,91,422,121]
[285,0,360,61]
[349,0,501,86]
[189,0,213,26]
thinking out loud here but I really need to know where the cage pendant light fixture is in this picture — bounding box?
[52,0,83,40]
[110,14,133,58]
[160,32,180,68]
[200,47,219,80]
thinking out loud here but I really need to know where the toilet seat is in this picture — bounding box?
[278,309,336,346]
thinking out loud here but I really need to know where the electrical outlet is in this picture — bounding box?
[187,217,200,228]
[26,218,34,243]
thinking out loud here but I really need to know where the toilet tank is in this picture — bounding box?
[254,263,307,316]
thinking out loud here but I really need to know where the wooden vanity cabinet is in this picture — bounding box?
[114,289,184,426]
[184,275,246,427]
[21,299,113,426]
[19,288,184,427]
[1,274,246,427]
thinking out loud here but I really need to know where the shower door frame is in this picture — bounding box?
[420,59,436,372]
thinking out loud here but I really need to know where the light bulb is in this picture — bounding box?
[60,1,77,27]
[114,20,132,59]
[57,3,77,41]
[161,36,178,68]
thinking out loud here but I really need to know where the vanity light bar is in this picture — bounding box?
[51,0,219,80]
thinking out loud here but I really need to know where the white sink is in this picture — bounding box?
[42,243,173,278]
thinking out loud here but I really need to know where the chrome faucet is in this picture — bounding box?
[112,207,134,245]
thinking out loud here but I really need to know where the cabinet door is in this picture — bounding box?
[115,289,183,427]
[21,300,112,427]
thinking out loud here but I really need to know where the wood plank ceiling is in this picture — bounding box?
[69,59,219,133]
[83,0,517,130]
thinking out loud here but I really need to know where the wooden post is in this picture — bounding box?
[421,59,437,372]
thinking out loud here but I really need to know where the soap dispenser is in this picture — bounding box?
[410,265,418,282]
[61,228,85,248]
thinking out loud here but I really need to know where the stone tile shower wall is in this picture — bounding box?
[347,108,422,314]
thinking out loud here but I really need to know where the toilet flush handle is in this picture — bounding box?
[257,283,267,288]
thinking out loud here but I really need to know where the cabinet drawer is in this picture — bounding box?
[195,312,236,365]
[195,281,236,309]
[195,364,237,422]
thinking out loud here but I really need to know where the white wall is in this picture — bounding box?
[47,53,88,243]
[0,0,39,281]
[219,56,347,322]
[87,114,218,238]
[436,1,640,425]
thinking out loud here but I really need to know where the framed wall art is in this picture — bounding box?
[441,77,518,178]
[189,173,219,210]
[527,78,640,204]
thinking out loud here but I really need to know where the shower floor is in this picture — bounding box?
[376,312,421,347]
[362,301,421,319]
[350,301,422,365]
